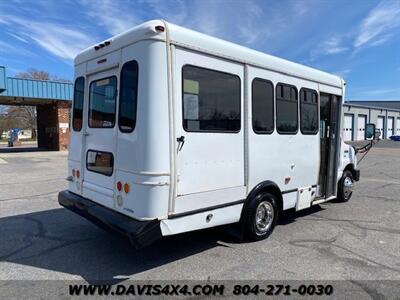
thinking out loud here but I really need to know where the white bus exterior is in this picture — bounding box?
[59,20,359,247]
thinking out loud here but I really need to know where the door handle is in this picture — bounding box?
[177,136,185,151]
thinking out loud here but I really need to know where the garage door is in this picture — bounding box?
[357,115,367,140]
[343,114,353,141]
[397,118,400,135]
[387,117,394,138]
[377,116,385,139]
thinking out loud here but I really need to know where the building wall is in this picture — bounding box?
[36,101,70,150]
[57,102,70,150]
[342,104,400,141]
[37,104,59,150]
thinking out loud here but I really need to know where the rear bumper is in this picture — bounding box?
[354,169,360,181]
[58,190,161,248]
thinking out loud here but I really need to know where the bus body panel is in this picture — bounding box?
[114,40,170,219]
[68,40,171,220]
[61,20,358,242]
[173,47,246,215]
[247,66,320,210]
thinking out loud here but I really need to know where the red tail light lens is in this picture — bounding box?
[117,181,122,191]
[76,170,80,179]
[155,25,165,32]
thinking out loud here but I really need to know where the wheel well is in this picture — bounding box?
[344,164,356,178]
[245,181,283,213]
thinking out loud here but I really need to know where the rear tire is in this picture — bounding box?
[241,192,278,241]
[337,170,354,202]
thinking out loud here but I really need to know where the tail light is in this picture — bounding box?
[124,183,130,194]
[117,181,122,192]
[76,170,80,179]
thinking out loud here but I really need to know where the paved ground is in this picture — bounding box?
[0,142,399,287]
[0,140,38,149]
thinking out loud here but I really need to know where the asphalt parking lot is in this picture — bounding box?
[0,142,399,292]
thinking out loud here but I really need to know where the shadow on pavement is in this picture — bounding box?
[0,147,44,153]
[0,204,324,283]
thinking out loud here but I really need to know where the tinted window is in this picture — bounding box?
[88,76,117,128]
[86,150,113,176]
[72,77,85,131]
[276,83,298,134]
[252,78,274,134]
[300,88,318,134]
[119,61,139,132]
[182,65,240,132]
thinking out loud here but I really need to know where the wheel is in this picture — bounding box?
[337,170,354,202]
[241,192,278,241]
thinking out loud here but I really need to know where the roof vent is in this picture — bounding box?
[94,40,111,51]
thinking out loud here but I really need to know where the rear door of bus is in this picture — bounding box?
[82,62,119,208]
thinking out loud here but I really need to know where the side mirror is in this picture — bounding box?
[365,123,377,140]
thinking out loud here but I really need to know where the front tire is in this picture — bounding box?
[337,170,354,202]
[241,192,278,241]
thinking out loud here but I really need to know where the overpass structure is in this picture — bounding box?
[0,66,73,150]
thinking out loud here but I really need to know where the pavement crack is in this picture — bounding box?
[0,191,59,202]
[0,177,65,186]
[290,236,400,274]
[349,280,386,300]
[305,214,400,235]
[0,216,80,261]
[23,216,68,242]
[14,237,96,262]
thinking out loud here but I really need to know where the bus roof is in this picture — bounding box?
[75,20,343,88]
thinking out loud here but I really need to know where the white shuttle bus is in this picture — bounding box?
[59,20,360,247]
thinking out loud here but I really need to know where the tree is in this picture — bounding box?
[3,106,37,138]
[15,68,71,83]
[15,69,50,81]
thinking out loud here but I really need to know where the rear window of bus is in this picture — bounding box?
[72,77,85,131]
[88,76,117,128]
[119,60,139,132]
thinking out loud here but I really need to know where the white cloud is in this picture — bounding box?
[308,36,348,62]
[7,32,29,44]
[145,0,188,25]
[0,15,96,60]
[354,0,400,48]
[80,0,141,36]
[322,37,348,55]
[236,1,264,45]
[30,25,95,60]
[176,0,271,47]
[0,40,35,58]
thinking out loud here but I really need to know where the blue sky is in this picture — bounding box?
[0,0,399,100]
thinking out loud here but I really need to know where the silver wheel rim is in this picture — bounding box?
[343,176,353,199]
[255,201,274,234]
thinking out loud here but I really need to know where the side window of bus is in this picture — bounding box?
[119,60,139,132]
[300,88,318,134]
[88,76,117,128]
[182,65,241,132]
[252,78,274,134]
[276,83,298,134]
[72,76,85,131]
